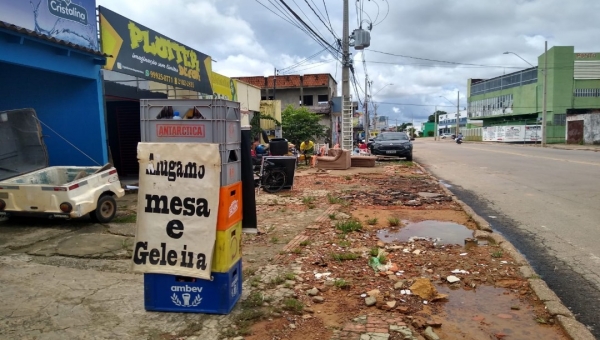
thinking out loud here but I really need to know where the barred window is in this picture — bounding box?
[553,114,566,126]
[574,88,600,97]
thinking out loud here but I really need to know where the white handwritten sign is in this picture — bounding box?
[133,143,221,279]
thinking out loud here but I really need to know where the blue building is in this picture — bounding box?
[0,1,108,167]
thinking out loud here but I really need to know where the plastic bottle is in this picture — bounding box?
[172,111,182,120]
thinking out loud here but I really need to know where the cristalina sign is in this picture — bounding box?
[133,143,221,279]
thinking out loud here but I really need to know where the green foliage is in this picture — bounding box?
[366,218,378,225]
[331,253,359,261]
[428,110,447,123]
[334,279,351,289]
[388,217,401,226]
[282,298,304,313]
[336,220,363,233]
[281,105,326,146]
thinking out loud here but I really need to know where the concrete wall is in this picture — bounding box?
[567,112,600,144]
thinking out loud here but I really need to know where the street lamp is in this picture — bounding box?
[366,83,393,139]
[503,51,534,67]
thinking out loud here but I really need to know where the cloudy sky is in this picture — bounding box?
[96,0,600,125]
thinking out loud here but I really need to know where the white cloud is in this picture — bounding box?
[96,0,600,124]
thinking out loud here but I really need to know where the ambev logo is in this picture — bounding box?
[48,0,88,25]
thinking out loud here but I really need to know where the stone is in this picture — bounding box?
[418,192,442,199]
[389,263,399,272]
[446,275,461,283]
[336,213,351,220]
[386,301,397,309]
[410,278,438,300]
[233,337,245,340]
[423,326,440,340]
[302,314,312,320]
[394,281,406,290]
[377,241,385,248]
[426,316,443,327]
[307,288,319,296]
[289,324,296,329]
[396,306,410,313]
[367,289,381,297]
[304,308,315,314]
[412,249,422,255]
[312,296,325,303]
[285,280,296,286]
[497,314,513,319]
[365,296,377,307]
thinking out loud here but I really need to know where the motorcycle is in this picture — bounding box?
[455,136,463,144]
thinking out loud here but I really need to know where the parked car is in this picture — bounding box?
[369,132,414,161]
[441,133,453,139]
[0,108,125,222]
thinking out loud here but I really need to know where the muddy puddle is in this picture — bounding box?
[436,285,565,340]
[377,220,473,245]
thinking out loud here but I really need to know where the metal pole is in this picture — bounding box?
[542,41,548,147]
[456,91,460,136]
[434,106,438,141]
[342,0,350,104]
[364,77,369,143]
[273,67,277,100]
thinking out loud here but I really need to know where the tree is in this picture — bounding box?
[428,110,447,123]
[281,105,326,146]
[397,122,413,131]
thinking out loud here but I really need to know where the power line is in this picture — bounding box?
[278,47,328,72]
[320,0,337,39]
[303,0,339,39]
[291,0,325,39]
[278,0,342,57]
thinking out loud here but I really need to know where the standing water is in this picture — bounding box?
[377,220,473,245]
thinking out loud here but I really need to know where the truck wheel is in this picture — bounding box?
[90,195,117,223]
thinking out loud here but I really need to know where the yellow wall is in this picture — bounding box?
[259,100,281,132]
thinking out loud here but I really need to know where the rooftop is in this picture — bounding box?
[233,73,336,89]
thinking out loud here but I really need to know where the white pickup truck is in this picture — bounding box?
[0,109,125,222]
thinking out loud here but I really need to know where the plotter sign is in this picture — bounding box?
[133,143,221,279]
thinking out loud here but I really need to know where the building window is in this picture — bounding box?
[317,94,329,102]
[553,114,566,126]
[574,88,600,97]
[303,95,314,106]
[261,96,267,100]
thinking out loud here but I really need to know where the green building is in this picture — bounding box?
[467,46,600,144]
[422,122,436,137]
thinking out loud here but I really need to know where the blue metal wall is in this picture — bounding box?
[0,29,107,166]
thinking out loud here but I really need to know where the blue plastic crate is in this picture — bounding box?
[144,260,242,314]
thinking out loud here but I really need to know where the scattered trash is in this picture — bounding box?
[451,269,469,274]
[447,275,461,283]
[459,253,468,256]
[360,294,367,298]
[423,300,428,305]
[314,272,331,279]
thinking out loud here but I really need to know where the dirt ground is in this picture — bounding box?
[235,161,567,340]
[0,160,569,340]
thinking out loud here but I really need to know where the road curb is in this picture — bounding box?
[414,161,595,340]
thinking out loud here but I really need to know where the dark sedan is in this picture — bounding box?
[369,132,414,161]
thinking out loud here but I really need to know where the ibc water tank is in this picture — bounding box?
[269,138,288,156]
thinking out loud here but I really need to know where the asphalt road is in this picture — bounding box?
[414,138,600,337]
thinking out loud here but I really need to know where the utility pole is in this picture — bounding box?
[364,74,369,142]
[373,103,378,132]
[339,0,353,150]
[456,91,460,136]
[273,67,277,100]
[342,0,350,103]
[542,41,548,147]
